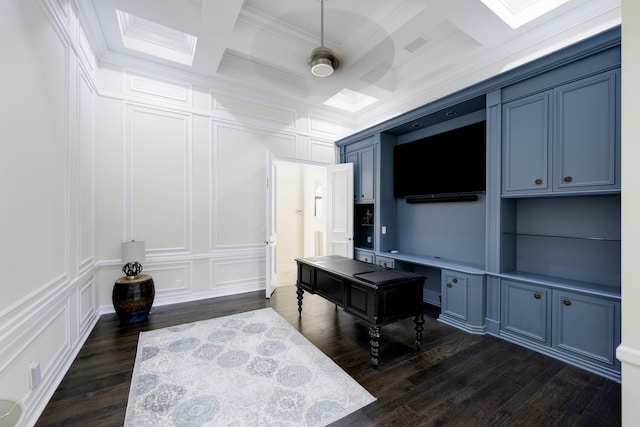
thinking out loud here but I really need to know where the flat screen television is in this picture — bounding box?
[393,121,486,200]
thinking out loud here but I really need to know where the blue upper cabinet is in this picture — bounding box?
[502,69,620,197]
[554,71,620,193]
[358,146,375,202]
[348,144,375,203]
[502,91,552,194]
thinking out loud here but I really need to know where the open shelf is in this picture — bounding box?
[354,203,375,249]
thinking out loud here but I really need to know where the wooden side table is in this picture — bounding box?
[112,274,155,324]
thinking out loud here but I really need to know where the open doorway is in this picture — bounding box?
[274,160,327,288]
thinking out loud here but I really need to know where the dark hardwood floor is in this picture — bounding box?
[36,285,621,426]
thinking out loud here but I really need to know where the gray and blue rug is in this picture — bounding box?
[125,307,375,426]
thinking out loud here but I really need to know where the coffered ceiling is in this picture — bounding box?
[78,0,621,130]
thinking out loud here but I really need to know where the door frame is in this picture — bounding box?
[265,154,334,298]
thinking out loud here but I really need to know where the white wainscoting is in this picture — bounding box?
[0,1,100,424]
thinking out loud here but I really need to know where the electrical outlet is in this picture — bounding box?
[30,362,41,389]
[381,226,387,235]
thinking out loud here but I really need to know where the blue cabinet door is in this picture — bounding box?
[553,289,620,368]
[502,70,620,197]
[554,70,619,192]
[358,146,375,202]
[501,279,551,345]
[502,92,551,195]
[346,146,375,203]
[442,270,468,321]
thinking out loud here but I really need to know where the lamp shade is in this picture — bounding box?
[121,240,145,263]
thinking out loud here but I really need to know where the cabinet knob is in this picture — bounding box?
[361,194,365,198]
[564,176,573,183]
[452,278,458,283]
[534,179,543,185]
[534,292,542,299]
[446,283,452,288]
[563,298,572,306]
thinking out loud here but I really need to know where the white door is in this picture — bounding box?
[265,153,277,298]
[326,163,354,257]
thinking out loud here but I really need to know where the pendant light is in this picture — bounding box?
[310,0,339,77]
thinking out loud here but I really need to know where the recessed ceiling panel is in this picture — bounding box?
[116,10,198,66]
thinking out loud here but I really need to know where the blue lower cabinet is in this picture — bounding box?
[553,290,620,371]
[439,270,486,334]
[500,280,551,345]
[499,278,620,380]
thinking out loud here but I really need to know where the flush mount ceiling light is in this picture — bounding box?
[310,0,339,77]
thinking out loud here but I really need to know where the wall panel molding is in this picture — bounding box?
[214,95,296,129]
[308,114,342,137]
[144,262,192,295]
[0,274,68,333]
[125,72,193,107]
[77,64,96,277]
[211,123,295,250]
[78,277,96,335]
[210,257,265,292]
[124,104,193,256]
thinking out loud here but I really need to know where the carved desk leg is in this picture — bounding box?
[369,326,381,367]
[296,285,304,315]
[414,313,424,350]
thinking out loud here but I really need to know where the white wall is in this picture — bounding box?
[276,162,304,266]
[93,66,345,310]
[619,0,640,423]
[275,161,328,267]
[0,0,349,423]
[0,0,98,424]
[303,165,328,258]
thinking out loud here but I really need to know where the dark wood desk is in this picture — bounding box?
[295,255,425,366]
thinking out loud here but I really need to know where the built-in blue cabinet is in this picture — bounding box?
[553,289,620,372]
[440,270,486,334]
[499,279,620,378]
[502,92,551,194]
[346,138,378,255]
[554,71,619,193]
[336,28,621,381]
[442,270,468,321]
[501,279,551,345]
[502,69,620,197]
[347,144,375,203]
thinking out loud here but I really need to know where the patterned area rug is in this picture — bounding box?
[125,308,376,426]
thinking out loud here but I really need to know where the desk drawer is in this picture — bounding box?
[316,269,344,305]
[297,263,314,291]
[346,283,373,322]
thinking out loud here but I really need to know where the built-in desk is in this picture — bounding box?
[295,255,425,366]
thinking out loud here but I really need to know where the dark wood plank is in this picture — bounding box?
[36,285,621,426]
